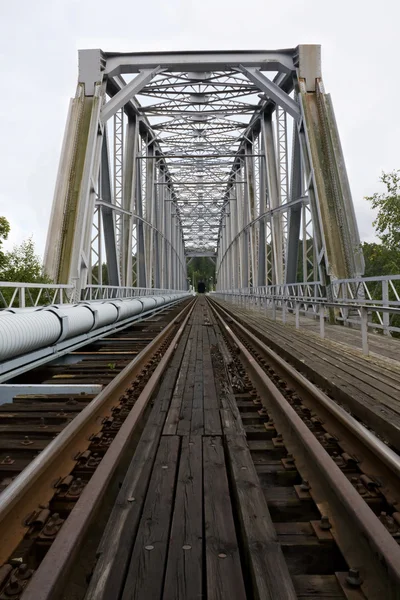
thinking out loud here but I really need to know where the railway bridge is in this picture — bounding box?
[1,46,400,599]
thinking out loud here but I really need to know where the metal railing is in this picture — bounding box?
[0,282,189,308]
[215,275,400,355]
[82,286,186,300]
[0,282,75,308]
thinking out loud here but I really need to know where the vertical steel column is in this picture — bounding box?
[135,149,146,288]
[285,123,303,283]
[262,112,283,284]
[221,216,227,289]
[122,116,138,287]
[244,141,256,287]
[100,134,120,287]
[297,44,364,281]
[44,76,106,294]
[153,166,161,288]
[226,192,233,289]
[171,203,177,289]
[166,190,172,288]
[276,106,289,280]
[113,108,124,275]
[237,164,248,288]
[160,170,167,289]
[176,225,180,290]
[145,143,155,288]
[231,180,239,289]
[258,133,267,286]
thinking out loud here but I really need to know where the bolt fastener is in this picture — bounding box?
[346,568,362,587]
[320,515,332,530]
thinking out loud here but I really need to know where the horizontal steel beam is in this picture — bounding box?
[104,49,296,76]
[186,251,216,257]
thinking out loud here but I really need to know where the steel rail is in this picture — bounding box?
[0,298,194,568]
[21,297,196,600]
[208,298,400,598]
[210,299,400,480]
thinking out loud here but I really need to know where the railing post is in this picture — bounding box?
[319,304,325,339]
[360,306,369,355]
[19,287,25,308]
[282,300,286,324]
[382,279,390,336]
[272,298,276,321]
[295,302,300,329]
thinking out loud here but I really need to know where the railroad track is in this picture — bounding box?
[0,295,399,599]
[208,297,400,598]
[0,297,194,597]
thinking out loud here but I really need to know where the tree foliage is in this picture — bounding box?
[0,216,10,269]
[187,257,216,291]
[361,242,400,277]
[365,170,400,248]
[0,237,51,283]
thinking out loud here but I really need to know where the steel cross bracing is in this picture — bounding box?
[44,46,365,297]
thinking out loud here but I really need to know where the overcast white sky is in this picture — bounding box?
[0,0,397,255]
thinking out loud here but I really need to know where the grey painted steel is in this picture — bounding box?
[0,294,189,362]
[0,312,61,360]
[44,45,364,304]
[0,295,191,383]
[101,68,162,122]
[100,134,121,287]
[239,66,300,118]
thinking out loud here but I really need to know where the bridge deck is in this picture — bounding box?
[265,306,400,362]
[86,297,345,600]
[215,299,400,449]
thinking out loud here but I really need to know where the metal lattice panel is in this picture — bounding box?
[44,47,364,294]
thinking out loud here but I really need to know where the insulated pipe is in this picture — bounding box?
[0,293,190,362]
[0,312,62,360]
[47,305,95,339]
[107,299,143,321]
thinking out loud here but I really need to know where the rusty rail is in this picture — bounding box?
[0,299,195,575]
[208,297,400,599]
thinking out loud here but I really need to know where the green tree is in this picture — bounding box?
[0,237,51,283]
[365,170,400,248]
[361,242,400,277]
[0,216,10,269]
[187,257,216,291]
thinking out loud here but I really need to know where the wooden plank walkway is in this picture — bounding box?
[214,298,400,449]
[252,304,400,363]
[86,296,296,600]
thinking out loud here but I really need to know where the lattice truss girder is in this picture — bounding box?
[44,47,365,294]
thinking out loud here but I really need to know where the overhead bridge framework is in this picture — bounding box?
[44,46,364,298]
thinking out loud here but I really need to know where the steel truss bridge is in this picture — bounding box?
[1,45,400,361]
[2,46,400,600]
[44,45,364,294]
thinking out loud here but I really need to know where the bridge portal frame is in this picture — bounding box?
[44,46,364,299]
